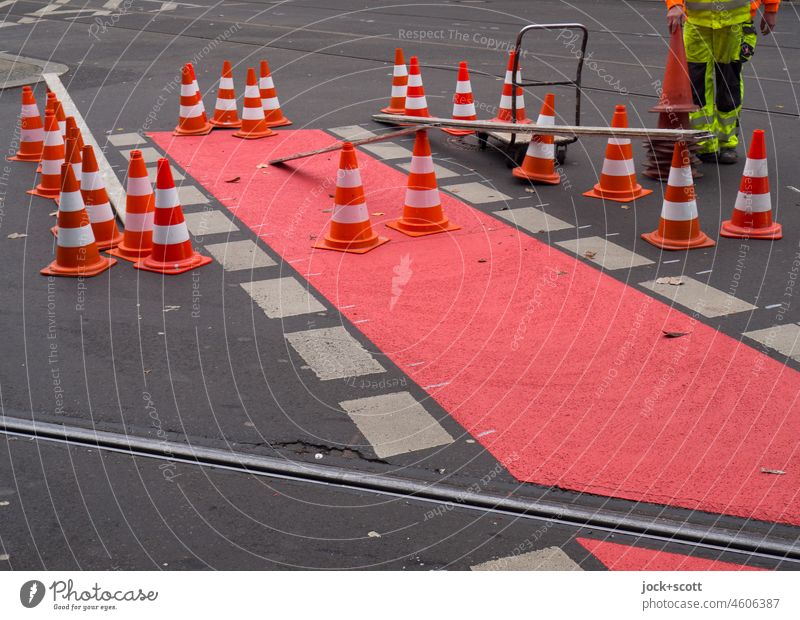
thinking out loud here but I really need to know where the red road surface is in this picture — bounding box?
[152,129,800,526]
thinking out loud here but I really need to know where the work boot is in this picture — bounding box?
[717,148,738,165]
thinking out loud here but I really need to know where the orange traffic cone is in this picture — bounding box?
[259,60,292,128]
[106,150,155,261]
[387,130,460,237]
[491,51,530,124]
[404,56,430,118]
[80,145,124,250]
[442,61,477,137]
[65,117,85,151]
[135,158,212,274]
[187,62,209,123]
[27,110,64,200]
[209,60,241,128]
[35,93,59,172]
[651,26,698,114]
[584,105,652,203]
[642,141,715,250]
[381,48,408,115]
[41,164,116,277]
[512,93,560,184]
[54,99,67,137]
[9,86,44,162]
[174,63,212,136]
[314,142,389,254]
[234,67,275,139]
[720,129,781,240]
[64,129,82,180]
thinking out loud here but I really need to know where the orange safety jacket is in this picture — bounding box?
[666,0,780,17]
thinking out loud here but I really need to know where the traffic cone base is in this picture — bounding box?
[135,252,212,274]
[386,218,460,237]
[641,227,715,250]
[174,122,212,136]
[512,165,561,184]
[583,183,652,202]
[313,232,390,254]
[233,125,275,139]
[42,255,116,277]
[259,61,292,128]
[263,114,292,128]
[106,239,154,261]
[720,220,782,240]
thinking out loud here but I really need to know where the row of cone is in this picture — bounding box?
[174,60,291,139]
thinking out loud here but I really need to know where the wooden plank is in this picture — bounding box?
[264,125,423,165]
[372,113,711,141]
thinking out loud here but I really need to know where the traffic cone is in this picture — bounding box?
[314,142,389,254]
[54,99,67,137]
[8,86,44,162]
[41,164,116,277]
[187,62,209,123]
[174,63,212,136]
[65,117,85,151]
[380,48,408,115]
[27,110,64,200]
[64,129,82,180]
[135,158,212,274]
[651,26,698,114]
[35,93,58,172]
[404,56,430,118]
[106,150,155,261]
[442,61,477,137]
[584,105,652,203]
[234,67,275,139]
[642,141,715,250]
[209,60,241,128]
[720,129,781,240]
[512,93,560,184]
[259,60,292,128]
[80,145,123,250]
[491,51,530,124]
[387,130,460,237]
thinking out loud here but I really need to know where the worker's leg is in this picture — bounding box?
[684,22,717,155]
[712,24,747,152]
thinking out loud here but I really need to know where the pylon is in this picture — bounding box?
[314,142,389,254]
[41,163,116,277]
[64,128,82,180]
[512,93,560,184]
[720,129,781,240]
[259,60,292,128]
[80,145,123,250]
[234,67,275,139]
[209,60,241,128]
[65,116,85,151]
[106,150,155,261]
[135,158,212,274]
[35,93,58,172]
[54,99,67,137]
[380,48,408,115]
[387,130,460,237]
[27,110,64,200]
[8,86,44,162]
[642,141,715,250]
[584,105,653,203]
[491,51,530,124]
[404,56,430,118]
[442,61,477,137]
[186,62,209,122]
[174,63,212,136]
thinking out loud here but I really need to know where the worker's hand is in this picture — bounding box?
[667,6,686,33]
[760,11,777,35]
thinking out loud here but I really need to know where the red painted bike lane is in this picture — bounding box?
[151,129,800,526]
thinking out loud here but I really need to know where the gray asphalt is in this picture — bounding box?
[0,0,799,568]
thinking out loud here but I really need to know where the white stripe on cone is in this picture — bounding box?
[44,131,62,147]
[336,168,362,188]
[393,65,408,77]
[58,190,84,212]
[601,158,636,176]
[241,106,265,120]
[405,97,428,109]
[262,96,280,110]
[452,103,476,117]
[662,199,698,221]
[405,188,440,208]
[734,191,772,212]
[179,103,204,118]
[409,155,435,174]
[667,165,693,187]
[181,84,194,96]
[42,159,63,175]
[219,77,234,89]
[127,176,153,196]
[332,203,369,224]
[608,137,632,146]
[391,85,406,98]
[743,158,768,178]
[215,98,237,111]
[86,202,115,223]
[57,224,95,247]
[21,128,44,142]
[81,171,104,191]
[124,211,155,232]
[455,81,471,94]
[525,140,554,159]
[153,223,190,245]
[21,104,38,116]
[408,74,422,87]
[244,84,260,98]
[259,76,275,89]
[155,187,179,207]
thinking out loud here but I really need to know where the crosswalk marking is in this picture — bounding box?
[494,206,572,233]
[241,277,325,319]
[183,210,238,236]
[206,239,276,271]
[556,236,653,270]
[445,182,511,204]
[743,323,800,361]
[640,276,757,318]
[285,326,386,380]
[471,547,584,571]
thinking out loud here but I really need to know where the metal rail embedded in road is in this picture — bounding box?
[1,415,798,564]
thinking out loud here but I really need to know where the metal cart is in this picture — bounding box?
[476,23,588,167]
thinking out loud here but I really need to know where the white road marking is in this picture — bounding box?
[556,236,654,271]
[445,182,511,204]
[743,324,800,361]
[329,125,376,140]
[241,277,325,319]
[360,142,412,160]
[147,165,183,183]
[494,206,572,233]
[339,392,453,459]
[423,381,450,389]
[177,185,209,205]
[640,276,757,318]
[183,210,238,235]
[43,73,126,222]
[107,132,145,147]
[764,303,783,310]
[120,147,161,163]
[695,269,713,275]
[578,224,592,229]
[662,259,681,264]
[285,326,386,380]
[471,548,583,571]
[398,161,460,179]
[205,239,276,271]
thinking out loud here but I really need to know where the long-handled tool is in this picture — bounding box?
[265,125,423,166]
